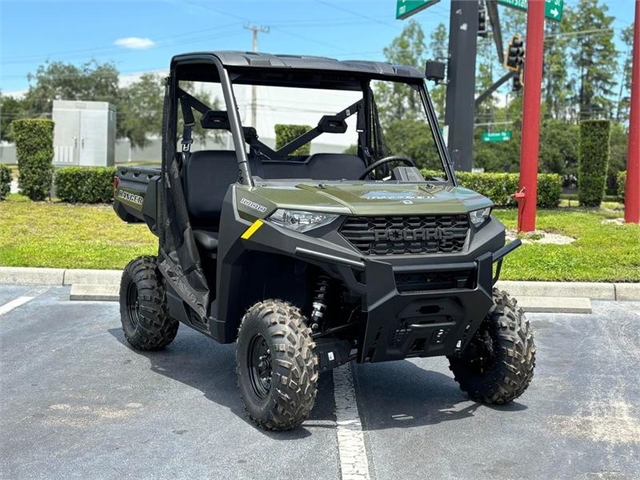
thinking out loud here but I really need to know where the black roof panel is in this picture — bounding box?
[171,51,425,81]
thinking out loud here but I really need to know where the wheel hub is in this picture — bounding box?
[248,335,272,400]
[468,328,495,374]
[126,282,141,329]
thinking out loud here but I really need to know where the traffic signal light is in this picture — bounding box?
[506,35,525,71]
[512,70,523,92]
[478,3,488,38]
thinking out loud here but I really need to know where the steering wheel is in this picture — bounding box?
[358,155,416,180]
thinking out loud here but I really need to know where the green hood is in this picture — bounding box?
[247,182,492,216]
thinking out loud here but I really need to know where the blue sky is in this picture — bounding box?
[0,0,635,93]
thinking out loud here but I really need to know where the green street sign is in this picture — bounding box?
[496,0,563,22]
[545,0,564,21]
[396,0,441,20]
[482,131,512,142]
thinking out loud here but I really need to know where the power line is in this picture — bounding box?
[1,24,243,64]
[270,26,349,53]
[0,31,246,81]
[314,0,399,30]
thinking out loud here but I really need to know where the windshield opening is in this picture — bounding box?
[176,74,450,184]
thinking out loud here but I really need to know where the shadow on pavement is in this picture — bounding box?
[108,326,528,436]
[352,360,528,431]
[108,327,336,440]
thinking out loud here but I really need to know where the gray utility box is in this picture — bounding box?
[52,100,116,167]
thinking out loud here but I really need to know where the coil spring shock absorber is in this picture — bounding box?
[310,275,331,331]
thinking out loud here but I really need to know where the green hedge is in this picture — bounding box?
[55,167,116,203]
[578,120,611,207]
[421,170,562,208]
[274,124,312,156]
[0,165,12,200]
[617,171,627,203]
[536,174,564,208]
[13,119,55,201]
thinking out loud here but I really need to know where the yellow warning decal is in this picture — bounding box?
[241,220,264,240]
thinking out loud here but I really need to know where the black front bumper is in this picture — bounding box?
[296,240,520,363]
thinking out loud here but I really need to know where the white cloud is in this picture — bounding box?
[114,37,155,50]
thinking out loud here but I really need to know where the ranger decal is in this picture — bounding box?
[117,190,144,206]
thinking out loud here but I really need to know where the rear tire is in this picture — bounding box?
[119,255,178,351]
[448,289,535,404]
[236,300,318,431]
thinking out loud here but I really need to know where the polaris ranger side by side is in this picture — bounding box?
[113,51,535,431]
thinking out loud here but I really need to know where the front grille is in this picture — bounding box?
[340,215,469,255]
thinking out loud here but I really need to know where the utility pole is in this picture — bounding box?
[244,24,269,128]
[517,0,545,232]
[445,0,480,172]
[625,0,639,224]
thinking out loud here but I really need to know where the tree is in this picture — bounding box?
[502,7,526,36]
[24,60,120,115]
[578,119,611,207]
[474,127,521,173]
[118,73,165,149]
[179,82,221,148]
[429,23,448,120]
[13,119,55,201]
[538,120,580,175]
[0,94,28,142]
[570,0,618,120]
[542,7,575,120]
[616,24,634,122]
[384,118,441,170]
[475,37,497,127]
[608,123,628,193]
[376,20,428,122]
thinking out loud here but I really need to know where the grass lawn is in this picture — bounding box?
[0,194,157,270]
[493,207,640,282]
[0,194,638,281]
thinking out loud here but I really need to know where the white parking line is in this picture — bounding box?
[0,296,35,316]
[0,287,49,316]
[333,364,371,480]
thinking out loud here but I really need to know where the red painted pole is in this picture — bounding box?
[517,0,545,232]
[625,0,640,224]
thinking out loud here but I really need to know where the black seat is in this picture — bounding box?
[261,153,366,181]
[183,150,240,256]
[183,150,239,227]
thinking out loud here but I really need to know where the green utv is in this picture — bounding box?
[113,51,535,431]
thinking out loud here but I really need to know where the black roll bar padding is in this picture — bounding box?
[200,110,231,130]
[244,127,279,159]
[275,100,364,158]
[276,128,322,158]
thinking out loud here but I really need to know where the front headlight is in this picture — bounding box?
[268,209,339,233]
[469,207,492,228]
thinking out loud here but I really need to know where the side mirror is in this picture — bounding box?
[425,60,446,84]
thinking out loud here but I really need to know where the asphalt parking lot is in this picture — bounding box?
[1,285,639,480]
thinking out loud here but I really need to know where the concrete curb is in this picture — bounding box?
[495,280,622,301]
[69,284,119,302]
[65,284,594,314]
[0,267,66,285]
[63,269,122,286]
[516,296,592,314]
[1,267,639,301]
